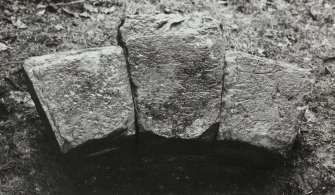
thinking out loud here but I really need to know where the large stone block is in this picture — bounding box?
[120,14,224,139]
[219,51,313,156]
[23,47,134,153]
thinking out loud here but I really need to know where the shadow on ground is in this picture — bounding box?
[57,133,297,195]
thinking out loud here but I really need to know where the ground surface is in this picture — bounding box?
[0,0,335,194]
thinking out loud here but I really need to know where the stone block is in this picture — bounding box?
[120,13,224,139]
[218,51,313,155]
[23,47,134,153]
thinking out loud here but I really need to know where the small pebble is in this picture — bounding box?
[0,42,8,51]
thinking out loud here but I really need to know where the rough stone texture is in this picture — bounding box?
[120,14,224,139]
[23,46,134,153]
[218,51,313,156]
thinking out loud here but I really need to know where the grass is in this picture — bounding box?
[0,0,335,194]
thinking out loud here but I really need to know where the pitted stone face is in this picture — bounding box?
[219,51,313,156]
[23,47,134,153]
[120,14,225,139]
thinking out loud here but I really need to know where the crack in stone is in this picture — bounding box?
[117,17,140,145]
[199,50,226,144]
[216,23,229,142]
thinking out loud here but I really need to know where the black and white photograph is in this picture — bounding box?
[0,0,335,194]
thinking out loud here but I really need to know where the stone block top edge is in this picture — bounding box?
[120,12,222,41]
[23,46,123,71]
[225,50,313,73]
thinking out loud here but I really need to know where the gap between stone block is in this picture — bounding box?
[117,17,140,144]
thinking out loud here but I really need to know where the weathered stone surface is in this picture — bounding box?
[23,47,134,153]
[120,14,224,139]
[218,51,313,156]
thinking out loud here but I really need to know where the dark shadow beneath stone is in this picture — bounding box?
[62,133,293,195]
[211,141,284,169]
[62,134,137,164]
[135,132,284,169]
